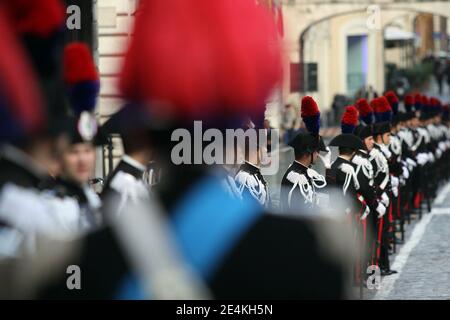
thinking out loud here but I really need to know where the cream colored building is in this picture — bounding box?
[91,0,449,175]
[279,0,449,127]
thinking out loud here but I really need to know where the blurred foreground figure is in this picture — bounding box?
[0,1,206,299]
[39,43,104,232]
[0,1,82,257]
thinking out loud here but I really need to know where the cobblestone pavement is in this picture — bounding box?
[371,183,450,300]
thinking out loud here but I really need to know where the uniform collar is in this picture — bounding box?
[374,142,384,148]
[122,155,147,172]
[240,161,261,174]
[337,156,352,163]
[52,176,88,202]
[294,160,309,170]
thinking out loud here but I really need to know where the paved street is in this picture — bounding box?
[373,184,450,299]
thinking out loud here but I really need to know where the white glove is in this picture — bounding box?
[402,166,410,179]
[406,158,417,169]
[360,205,370,220]
[400,177,406,186]
[428,152,435,163]
[446,141,450,149]
[439,141,447,152]
[376,202,387,218]
[436,149,442,159]
[392,186,398,197]
[416,153,428,166]
[319,147,332,169]
[391,176,399,188]
[381,192,390,207]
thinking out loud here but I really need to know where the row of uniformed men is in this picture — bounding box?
[234,92,450,279]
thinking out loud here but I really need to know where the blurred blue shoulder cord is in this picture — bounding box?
[116,176,261,299]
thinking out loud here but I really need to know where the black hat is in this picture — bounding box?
[318,136,328,152]
[405,111,416,121]
[398,112,409,122]
[98,103,156,137]
[354,124,372,140]
[66,113,106,146]
[372,122,391,135]
[329,133,365,150]
[392,113,404,125]
[419,112,430,121]
[288,132,320,155]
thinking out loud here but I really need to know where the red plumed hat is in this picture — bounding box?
[5,0,65,37]
[404,94,415,105]
[120,0,282,122]
[341,105,358,133]
[342,105,359,126]
[372,97,392,123]
[369,98,379,112]
[373,96,392,113]
[64,43,99,85]
[63,42,100,114]
[414,93,422,102]
[300,96,321,135]
[385,91,399,104]
[355,98,372,116]
[429,97,441,107]
[300,96,320,118]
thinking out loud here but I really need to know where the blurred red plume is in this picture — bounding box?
[64,42,98,85]
[0,8,44,135]
[120,0,282,120]
[414,93,422,104]
[5,0,65,37]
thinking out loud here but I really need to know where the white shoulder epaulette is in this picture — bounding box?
[339,163,360,195]
[352,154,374,183]
[286,170,313,206]
[235,170,267,205]
[306,168,327,189]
